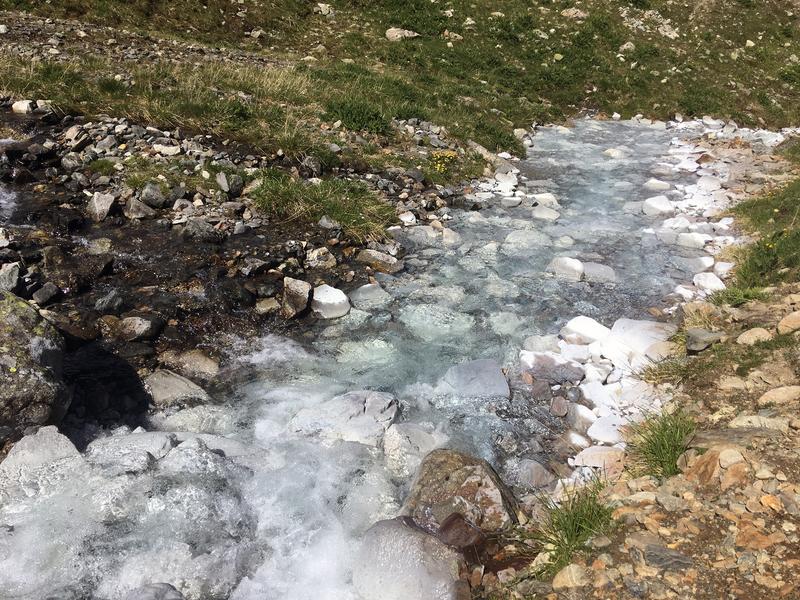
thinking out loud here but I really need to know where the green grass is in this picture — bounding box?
[531,479,614,578]
[86,158,117,176]
[249,170,395,241]
[709,286,768,307]
[626,410,696,479]
[731,179,800,287]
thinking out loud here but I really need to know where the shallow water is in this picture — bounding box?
[0,120,729,599]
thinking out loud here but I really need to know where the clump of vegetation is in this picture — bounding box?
[324,98,390,134]
[249,171,394,241]
[709,286,768,307]
[637,357,690,385]
[627,410,696,479]
[531,479,614,577]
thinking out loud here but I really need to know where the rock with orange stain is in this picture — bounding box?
[685,449,720,486]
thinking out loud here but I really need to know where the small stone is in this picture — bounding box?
[547,256,584,281]
[255,297,280,315]
[356,249,404,274]
[552,564,589,590]
[685,328,722,353]
[0,262,21,293]
[518,459,556,488]
[11,100,33,114]
[282,277,312,318]
[32,282,60,306]
[385,27,420,41]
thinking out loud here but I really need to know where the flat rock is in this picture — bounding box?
[552,564,589,590]
[572,445,624,469]
[737,327,773,345]
[777,311,800,334]
[349,283,391,309]
[520,350,585,384]
[145,369,211,408]
[356,249,404,273]
[693,272,726,293]
[583,262,617,283]
[561,315,611,344]
[757,385,800,407]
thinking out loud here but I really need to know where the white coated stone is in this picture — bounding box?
[642,195,674,216]
[311,284,351,319]
[644,178,671,191]
[693,272,726,293]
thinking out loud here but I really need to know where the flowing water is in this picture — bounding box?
[0,119,743,599]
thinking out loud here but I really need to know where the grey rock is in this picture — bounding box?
[0,261,21,293]
[0,292,71,443]
[439,359,510,398]
[353,518,461,600]
[118,314,164,341]
[145,369,211,409]
[124,583,184,600]
[685,327,723,353]
[87,192,116,222]
[125,198,157,220]
[181,218,223,243]
[95,289,124,314]
[140,182,168,208]
[32,282,60,306]
[644,544,693,570]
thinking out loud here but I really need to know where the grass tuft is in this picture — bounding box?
[626,410,696,479]
[532,479,613,578]
[709,286,768,307]
[636,357,690,385]
[249,171,395,241]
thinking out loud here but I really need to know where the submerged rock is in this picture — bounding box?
[353,518,462,600]
[439,359,510,398]
[288,390,397,446]
[402,448,518,533]
[0,292,72,444]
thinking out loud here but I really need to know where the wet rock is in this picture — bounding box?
[32,282,60,306]
[281,277,311,318]
[439,359,510,398]
[0,292,71,443]
[353,518,461,600]
[124,583,184,600]
[349,283,391,309]
[0,425,80,476]
[118,314,164,341]
[95,289,124,314]
[520,351,585,384]
[583,262,617,283]
[255,297,280,315]
[87,192,116,222]
[356,249,404,274]
[311,284,350,319]
[288,390,397,446]
[145,369,211,409]
[642,195,674,216]
[181,218,223,243]
[402,448,517,533]
[547,256,583,281]
[384,422,449,479]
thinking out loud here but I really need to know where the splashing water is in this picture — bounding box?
[0,119,762,599]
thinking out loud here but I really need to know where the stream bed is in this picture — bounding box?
[0,118,782,599]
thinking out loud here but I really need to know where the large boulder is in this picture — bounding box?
[0,292,72,444]
[401,449,518,533]
[353,518,462,600]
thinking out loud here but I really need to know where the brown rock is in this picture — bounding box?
[777,311,800,334]
[401,448,518,533]
[757,386,800,407]
[735,525,786,550]
[721,462,750,491]
[685,449,720,486]
[736,327,773,345]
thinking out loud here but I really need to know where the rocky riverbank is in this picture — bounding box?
[2,100,799,600]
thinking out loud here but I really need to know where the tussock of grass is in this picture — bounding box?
[532,479,613,578]
[627,410,695,479]
[249,171,394,241]
[636,357,690,385]
[709,286,768,307]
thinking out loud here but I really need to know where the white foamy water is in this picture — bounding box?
[0,119,780,599]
